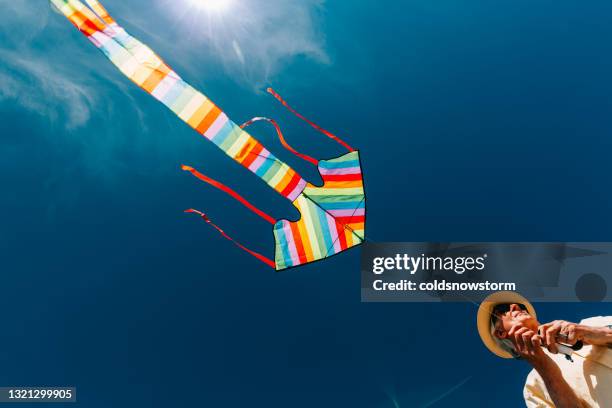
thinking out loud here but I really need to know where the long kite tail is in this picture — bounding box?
[266,87,355,152]
[181,165,277,225]
[184,209,275,268]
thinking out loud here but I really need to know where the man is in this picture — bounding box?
[477,291,612,407]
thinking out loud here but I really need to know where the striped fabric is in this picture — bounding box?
[273,151,365,270]
[50,0,306,202]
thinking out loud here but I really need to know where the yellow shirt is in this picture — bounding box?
[523,316,612,408]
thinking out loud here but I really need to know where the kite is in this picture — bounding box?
[50,0,366,270]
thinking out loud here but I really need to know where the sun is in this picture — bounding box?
[188,0,234,13]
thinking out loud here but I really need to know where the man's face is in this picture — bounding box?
[492,303,539,340]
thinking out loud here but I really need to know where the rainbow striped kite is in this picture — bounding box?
[50,0,366,270]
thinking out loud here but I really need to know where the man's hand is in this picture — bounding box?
[538,320,582,354]
[538,319,612,350]
[507,325,549,365]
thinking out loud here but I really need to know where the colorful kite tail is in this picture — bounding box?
[240,117,319,165]
[266,88,355,153]
[184,209,276,268]
[181,165,277,225]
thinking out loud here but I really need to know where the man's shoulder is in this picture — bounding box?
[524,368,546,391]
[523,369,550,404]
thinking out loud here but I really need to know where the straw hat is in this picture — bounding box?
[477,291,536,359]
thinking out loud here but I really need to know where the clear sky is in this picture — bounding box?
[1,0,611,407]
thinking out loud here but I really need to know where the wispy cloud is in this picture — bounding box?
[0,49,96,129]
[0,0,107,129]
[0,0,156,188]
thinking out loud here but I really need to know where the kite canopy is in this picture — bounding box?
[273,151,365,270]
[51,0,366,270]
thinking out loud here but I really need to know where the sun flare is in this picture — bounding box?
[188,0,234,13]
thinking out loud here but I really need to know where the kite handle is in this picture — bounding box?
[240,117,319,166]
[184,209,276,269]
[181,165,276,225]
[266,87,355,153]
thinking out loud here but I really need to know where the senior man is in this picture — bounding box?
[477,291,612,407]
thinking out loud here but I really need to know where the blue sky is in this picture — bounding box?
[1,0,612,407]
